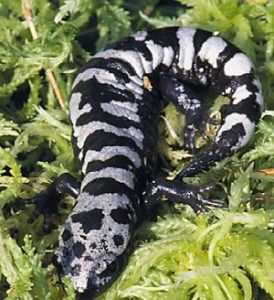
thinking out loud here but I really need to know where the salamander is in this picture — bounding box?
[30,26,264,299]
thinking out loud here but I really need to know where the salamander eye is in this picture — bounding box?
[103,254,127,280]
[108,259,119,274]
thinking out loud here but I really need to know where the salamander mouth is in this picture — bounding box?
[76,289,96,300]
[74,251,128,299]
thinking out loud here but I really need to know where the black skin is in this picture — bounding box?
[4,72,225,300]
[159,73,219,153]
[4,73,224,220]
[143,177,222,212]
[5,71,225,214]
[6,72,223,215]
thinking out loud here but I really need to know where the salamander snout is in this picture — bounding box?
[75,252,127,299]
[55,233,128,298]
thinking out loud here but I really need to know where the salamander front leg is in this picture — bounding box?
[143,177,224,212]
[4,173,80,218]
[32,173,80,214]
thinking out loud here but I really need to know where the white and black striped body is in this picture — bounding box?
[55,27,263,298]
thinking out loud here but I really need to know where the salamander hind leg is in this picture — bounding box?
[155,75,239,210]
[176,75,263,180]
[159,73,212,153]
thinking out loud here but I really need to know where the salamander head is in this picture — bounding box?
[55,193,134,297]
[55,219,130,298]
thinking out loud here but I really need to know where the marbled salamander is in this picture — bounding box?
[48,26,262,299]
